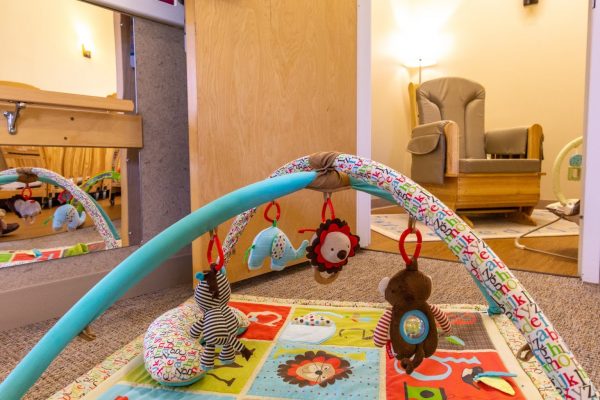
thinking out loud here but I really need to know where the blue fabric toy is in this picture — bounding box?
[247,226,308,271]
[53,204,86,232]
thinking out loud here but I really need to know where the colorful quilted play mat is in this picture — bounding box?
[51,296,562,400]
[0,241,109,269]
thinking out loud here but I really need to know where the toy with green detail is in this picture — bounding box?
[53,204,86,232]
[247,226,309,271]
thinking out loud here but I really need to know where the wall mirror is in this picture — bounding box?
[0,0,141,269]
[0,146,127,266]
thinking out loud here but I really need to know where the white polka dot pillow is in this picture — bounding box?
[143,298,249,386]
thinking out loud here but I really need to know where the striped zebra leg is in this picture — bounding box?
[218,344,236,364]
[230,337,253,361]
[201,344,216,370]
[430,304,451,334]
[230,337,246,353]
[189,319,204,339]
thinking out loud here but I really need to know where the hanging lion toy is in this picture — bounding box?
[306,217,360,274]
[303,196,360,282]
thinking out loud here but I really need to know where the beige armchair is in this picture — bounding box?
[407,77,543,224]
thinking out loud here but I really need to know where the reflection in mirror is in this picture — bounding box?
[0,146,125,268]
[0,0,136,268]
[0,0,119,97]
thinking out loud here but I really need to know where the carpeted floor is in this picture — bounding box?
[1,249,599,399]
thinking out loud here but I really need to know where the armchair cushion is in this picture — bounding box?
[407,133,441,155]
[459,159,541,174]
[407,121,449,184]
[484,127,528,156]
[417,77,486,159]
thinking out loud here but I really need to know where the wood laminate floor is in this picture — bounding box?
[368,207,579,277]
[0,197,121,243]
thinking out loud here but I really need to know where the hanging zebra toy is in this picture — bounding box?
[189,234,253,370]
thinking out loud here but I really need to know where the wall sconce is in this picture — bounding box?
[76,23,93,59]
[81,43,92,58]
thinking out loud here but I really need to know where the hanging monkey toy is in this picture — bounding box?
[374,259,438,373]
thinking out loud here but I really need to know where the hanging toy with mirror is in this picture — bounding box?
[374,222,453,374]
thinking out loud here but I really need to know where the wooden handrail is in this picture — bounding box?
[0,84,134,113]
[0,83,142,148]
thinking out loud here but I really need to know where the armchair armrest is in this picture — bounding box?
[527,124,543,160]
[485,124,543,160]
[407,121,459,184]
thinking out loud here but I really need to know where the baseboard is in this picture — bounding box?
[0,252,192,331]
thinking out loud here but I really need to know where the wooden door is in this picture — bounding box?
[186,0,358,282]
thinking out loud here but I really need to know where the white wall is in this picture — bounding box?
[372,0,589,201]
[580,0,600,284]
[0,0,117,97]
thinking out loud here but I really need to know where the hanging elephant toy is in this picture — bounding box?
[247,201,309,271]
[52,204,86,232]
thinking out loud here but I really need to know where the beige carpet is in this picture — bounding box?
[1,250,599,399]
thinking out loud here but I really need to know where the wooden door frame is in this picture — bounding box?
[580,0,600,283]
[356,0,372,246]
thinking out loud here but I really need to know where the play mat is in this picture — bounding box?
[51,296,562,400]
[0,241,110,269]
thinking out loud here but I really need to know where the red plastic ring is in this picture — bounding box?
[398,228,422,265]
[57,190,72,204]
[321,197,336,221]
[21,187,32,201]
[207,232,225,270]
[264,201,281,223]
